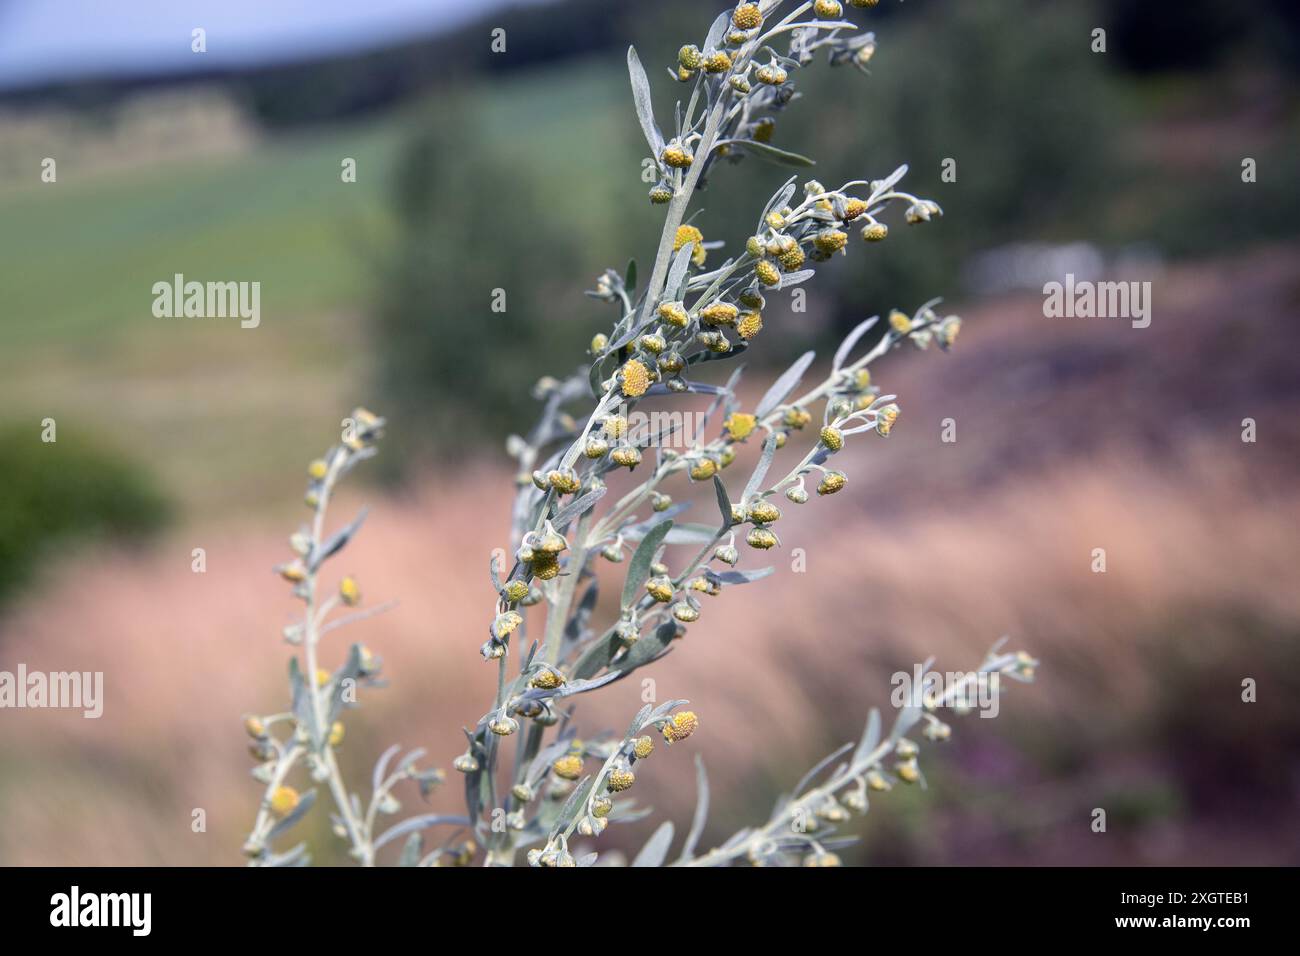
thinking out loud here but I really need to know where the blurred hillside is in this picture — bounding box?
[1,245,1296,865]
[0,0,1298,865]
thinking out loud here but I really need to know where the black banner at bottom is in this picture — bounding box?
[1,865,1283,940]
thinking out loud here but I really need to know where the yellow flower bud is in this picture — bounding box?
[817,470,847,495]
[269,785,300,817]
[632,736,655,759]
[813,229,848,254]
[784,407,812,429]
[678,45,703,70]
[620,359,652,398]
[689,458,718,481]
[732,3,762,30]
[820,426,844,451]
[705,51,733,74]
[662,144,694,169]
[723,412,757,441]
[778,244,806,271]
[756,260,781,286]
[861,222,888,242]
[746,527,778,549]
[328,720,345,747]
[658,301,689,328]
[889,309,913,334]
[700,302,740,327]
[662,710,699,743]
[646,576,675,603]
[552,754,583,780]
[339,576,361,607]
[737,311,763,340]
[307,458,328,481]
[530,667,566,690]
[606,769,636,792]
[610,446,642,468]
[277,561,307,583]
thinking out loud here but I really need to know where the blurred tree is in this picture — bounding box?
[0,427,171,608]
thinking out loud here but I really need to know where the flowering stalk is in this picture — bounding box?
[242,410,456,867]
[242,0,1038,868]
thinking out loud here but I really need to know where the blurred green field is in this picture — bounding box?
[0,57,639,518]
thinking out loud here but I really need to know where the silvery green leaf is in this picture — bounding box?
[833,316,880,372]
[399,832,423,867]
[552,487,607,528]
[703,10,730,49]
[741,139,816,168]
[550,777,595,840]
[374,813,472,851]
[679,755,710,863]
[309,506,368,571]
[577,852,600,867]
[706,567,774,585]
[614,622,678,676]
[640,698,689,729]
[792,742,854,797]
[853,708,882,768]
[625,258,637,292]
[871,163,909,198]
[263,843,310,867]
[288,658,319,745]
[627,46,664,155]
[660,522,722,545]
[756,350,815,418]
[666,242,695,301]
[589,353,614,398]
[743,433,780,501]
[488,552,504,593]
[564,581,600,645]
[645,381,728,396]
[326,643,366,725]
[889,705,922,743]
[622,503,691,539]
[713,476,731,531]
[626,704,654,740]
[622,519,673,609]
[779,269,816,289]
[761,176,799,228]
[632,821,675,868]
[267,788,317,840]
[372,743,402,795]
[395,747,426,779]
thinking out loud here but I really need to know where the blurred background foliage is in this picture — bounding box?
[1,0,1298,864]
[0,426,171,606]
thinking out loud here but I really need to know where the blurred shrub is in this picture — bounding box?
[756,0,1122,326]
[370,88,659,467]
[0,426,171,606]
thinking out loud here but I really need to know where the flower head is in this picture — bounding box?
[662,710,699,743]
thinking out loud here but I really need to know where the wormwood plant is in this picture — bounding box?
[242,0,1038,867]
